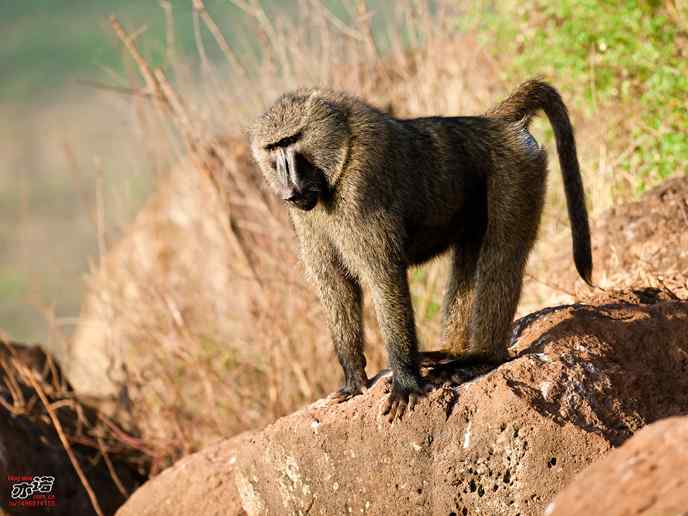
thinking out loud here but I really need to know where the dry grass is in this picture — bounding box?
[60,0,668,472]
[0,337,146,509]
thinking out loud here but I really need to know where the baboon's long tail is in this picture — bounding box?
[488,79,593,286]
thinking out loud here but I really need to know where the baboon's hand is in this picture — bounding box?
[328,374,369,403]
[382,372,431,422]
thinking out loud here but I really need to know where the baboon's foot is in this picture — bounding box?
[420,349,511,384]
[381,371,433,422]
[418,349,458,367]
[328,373,369,403]
[421,349,510,367]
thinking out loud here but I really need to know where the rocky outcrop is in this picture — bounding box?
[233,295,688,515]
[116,294,688,515]
[115,434,252,516]
[548,416,688,516]
[539,176,688,299]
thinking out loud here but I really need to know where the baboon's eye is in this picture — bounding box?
[265,131,302,150]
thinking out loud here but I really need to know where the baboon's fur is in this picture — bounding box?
[250,79,592,420]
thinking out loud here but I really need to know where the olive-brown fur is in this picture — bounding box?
[250,80,592,420]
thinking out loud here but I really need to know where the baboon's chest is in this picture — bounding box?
[404,216,459,265]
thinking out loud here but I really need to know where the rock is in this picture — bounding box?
[547,416,688,516]
[116,434,252,516]
[233,296,688,515]
[535,176,688,301]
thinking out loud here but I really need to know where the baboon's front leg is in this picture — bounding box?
[299,235,368,401]
[368,267,428,421]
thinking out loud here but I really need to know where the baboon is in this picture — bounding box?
[250,80,592,421]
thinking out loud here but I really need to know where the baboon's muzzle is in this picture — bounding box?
[275,146,321,211]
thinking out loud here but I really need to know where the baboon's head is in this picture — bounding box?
[250,89,350,211]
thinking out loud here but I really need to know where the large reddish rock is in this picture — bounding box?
[116,433,252,516]
[233,296,688,515]
[548,416,688,516]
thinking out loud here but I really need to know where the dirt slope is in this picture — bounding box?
[543,176,688,299]
[0,342,143,516]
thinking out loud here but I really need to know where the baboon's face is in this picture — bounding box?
[259,132,324,211]
[251,92,349,211]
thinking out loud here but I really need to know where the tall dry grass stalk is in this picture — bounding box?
[65,0,632,472]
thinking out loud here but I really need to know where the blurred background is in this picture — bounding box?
[1,0,407,344]
[1,0,270,343]
[1,0,686,470]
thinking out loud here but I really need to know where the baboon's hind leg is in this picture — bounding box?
[466,157,546,362]
[442,241,482,355]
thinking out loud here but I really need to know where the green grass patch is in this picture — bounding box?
[471,0,687,189]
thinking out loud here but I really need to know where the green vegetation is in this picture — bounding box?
[476,0,687,189]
